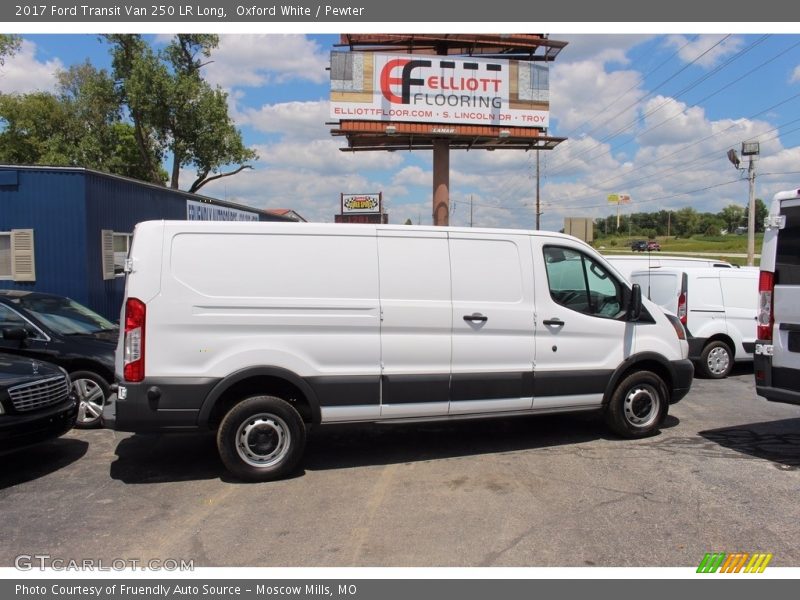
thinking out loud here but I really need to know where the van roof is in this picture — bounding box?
[138,219,590,243]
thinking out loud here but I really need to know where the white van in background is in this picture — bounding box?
[605,255,735,280]
[755,188,800,406]
[103,221,693,481]
[630,267,758,378]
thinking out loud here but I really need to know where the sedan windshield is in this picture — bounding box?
[19,296,117,335]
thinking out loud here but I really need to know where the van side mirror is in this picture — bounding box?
[626,284,642,321]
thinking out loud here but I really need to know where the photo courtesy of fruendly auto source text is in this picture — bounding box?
[1,0,800,597]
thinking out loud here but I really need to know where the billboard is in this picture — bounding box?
[330,52,549,128]
[607,194,631,205]
[341,193,382,214]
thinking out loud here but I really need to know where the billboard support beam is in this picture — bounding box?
[433,139,450,226]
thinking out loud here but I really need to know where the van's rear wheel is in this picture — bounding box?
[699,340,733,379]
[217,396,306,482]
[604,371,668,438]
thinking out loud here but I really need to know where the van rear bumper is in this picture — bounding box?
[669,359,694,404]
[687,336,706,361]
[102,378,219,432]
[754,352,800,406]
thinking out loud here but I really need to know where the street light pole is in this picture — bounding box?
[747,155,756,266]
[728,142,759,267]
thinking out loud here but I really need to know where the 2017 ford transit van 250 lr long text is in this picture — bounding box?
[102,222,694,481]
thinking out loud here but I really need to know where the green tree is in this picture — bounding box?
[718,204,744,233]
[673,207,700,237]
[755,198,768,233]
[105,34,257,192]
[0,62,161,181]
[0,92,72,164]
[0,34,20,66]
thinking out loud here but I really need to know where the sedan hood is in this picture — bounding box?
[0,353,64,386]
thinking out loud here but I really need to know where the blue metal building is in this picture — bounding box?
[0,165,289,320]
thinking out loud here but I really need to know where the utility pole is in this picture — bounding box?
[470,195,474,227]
[747,154,757,266]
[728,142,759,266]
[535,150,541,230]
[667,211,671,238]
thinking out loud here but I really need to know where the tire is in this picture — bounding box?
[71,370,111,429]
[216,396,306,482]
[604,371,668,438]
[699,340,733,379]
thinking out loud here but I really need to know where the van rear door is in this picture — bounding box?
[773,200,800,383]
[630,269,682,315]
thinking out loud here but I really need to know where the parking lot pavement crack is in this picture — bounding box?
[479,525,538,566]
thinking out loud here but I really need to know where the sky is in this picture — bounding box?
[1,32,800,231]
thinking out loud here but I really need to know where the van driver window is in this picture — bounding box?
[543,247,624,318]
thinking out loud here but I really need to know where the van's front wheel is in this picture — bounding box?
[604,371,668,438]
[217,396,306,482]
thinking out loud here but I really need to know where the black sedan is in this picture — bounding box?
[0,291,116,428]
[0,352,78,453]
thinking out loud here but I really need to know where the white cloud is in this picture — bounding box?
[791,65,800,84]
[239,100,331,140]
[203,35,328,89]
[550,59,645,137]
[0,39,62,94]
[664,35,745,69]
[553,34,653,65]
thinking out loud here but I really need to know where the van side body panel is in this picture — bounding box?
[108,222,691,436]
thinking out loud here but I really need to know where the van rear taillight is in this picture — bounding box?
[757,271,774,341]
[123,298,146,382]
[677,292,687,325]
[666,313,687,341]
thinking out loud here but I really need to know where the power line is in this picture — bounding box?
[493,36,760,205]
[544,35,767,178]
[558,35,701,140]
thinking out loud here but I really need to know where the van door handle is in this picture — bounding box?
[463,313,488,323]
[543,318,565,327]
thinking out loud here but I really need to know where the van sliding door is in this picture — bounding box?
[377,231,452,417]
[448,234,535,414]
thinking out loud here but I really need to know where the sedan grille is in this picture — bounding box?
[8,375,71,412]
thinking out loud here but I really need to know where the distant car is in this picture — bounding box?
[0,352,77,453]
[631,240,648,252]
[647,241,662,252]
[0,291,116,429]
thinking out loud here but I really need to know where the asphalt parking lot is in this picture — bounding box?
[2,365,799,568]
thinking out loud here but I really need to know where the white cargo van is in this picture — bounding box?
[103,222,693,481]
[630,267,758,378]
[755,188,800,406]
[604,255,734,280]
